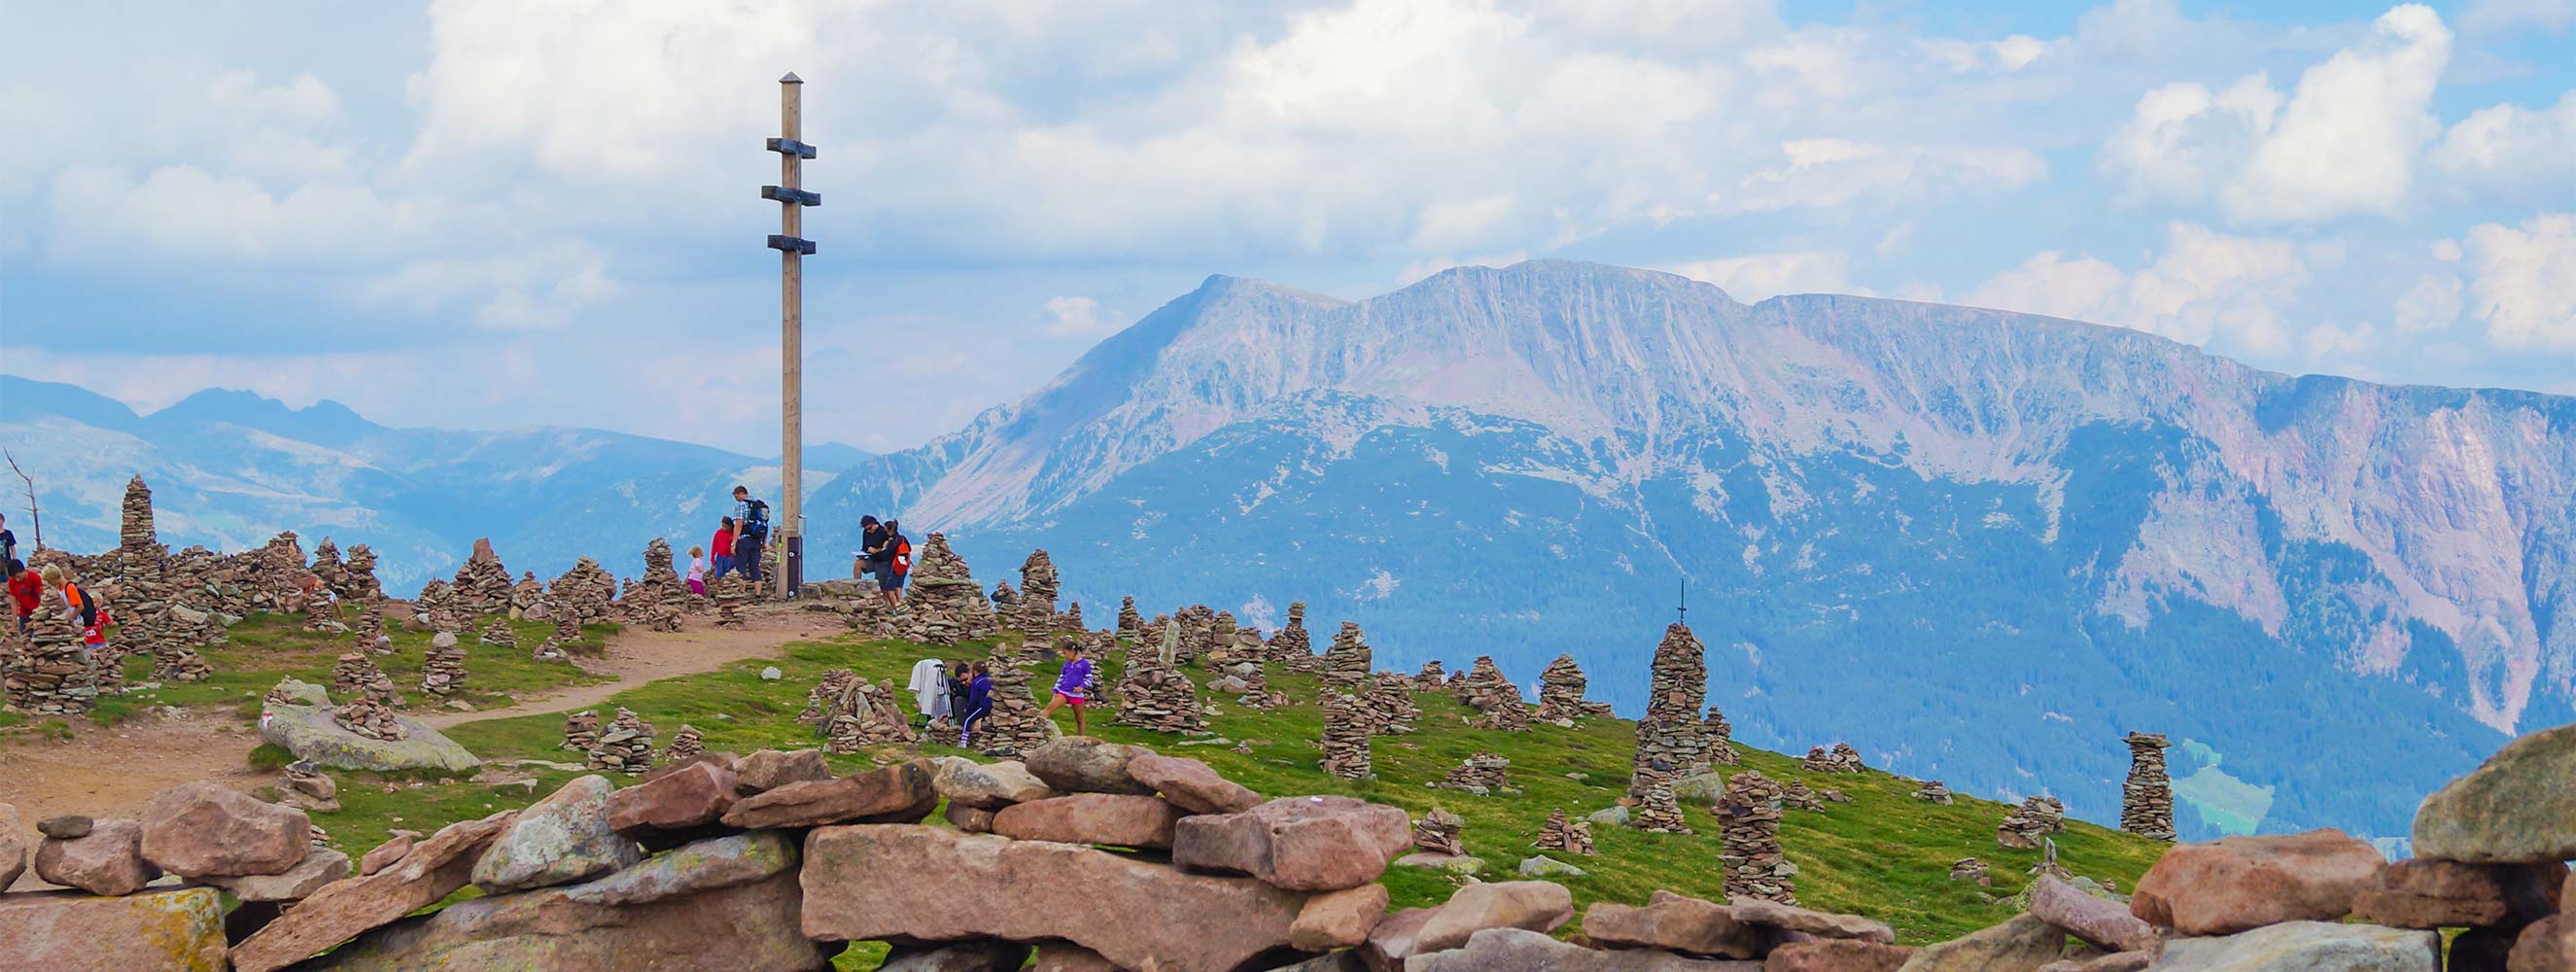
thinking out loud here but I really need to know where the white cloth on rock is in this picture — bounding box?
[908,658,952,718]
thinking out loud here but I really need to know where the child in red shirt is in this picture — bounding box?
[6,559,40,634]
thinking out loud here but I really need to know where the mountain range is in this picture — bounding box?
[8,260,2570,844]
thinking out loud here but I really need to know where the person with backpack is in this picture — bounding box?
[7,559,40,635]
[711,518,736,579]
[731,486,770,585]
[874,518,912,610]
[41,565,108,659]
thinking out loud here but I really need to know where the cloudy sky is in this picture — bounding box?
[3,0,2571,454]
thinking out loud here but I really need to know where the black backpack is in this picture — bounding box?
[71,585,98,629]
[743,499,772,539]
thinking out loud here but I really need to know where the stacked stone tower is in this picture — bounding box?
[1630,622,1709,797]
[1720,770,1794,904]
[2121,731,2176,841]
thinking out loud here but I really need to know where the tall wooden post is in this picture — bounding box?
[764,73,818,597]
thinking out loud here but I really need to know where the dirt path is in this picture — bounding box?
[1,606,837,889]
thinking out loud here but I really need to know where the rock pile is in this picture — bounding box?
[532,613,574,661]
[5,608,98,715]
[414,579,463,633]
[1110,663,1205,733]
[1701,707,1739,766]
[899,533,997,644]
[1951,857,1991,885]
[340,543,384,602]
[586,708,656,774]
[1319,690,1373,780]
[1454,655,1531,730]
[1783,779,1826,812]
[1914,779,1956,804]
[1630,622,1708,796]
[798,670,858,727]
[1168,604,1217,665]
[972,645,1053,754]
[1355,673,1421,734]
[419,642,468,697]
[1631,781,1691,834]
[713,574,749,627]
[476,616,517,648]
[352,599,391,652]
[665,724,704,762]
[1720,770,1794,904]
[624,538,689,620]
[331,651,399,703]
[1801,744,1865,774]
[1321,621,1371,688]
[1533,654,1608,724]
[1413,659,1445,688]
[2122,731,2176,842]
[333,693,407,741]
[1116,597,1143,640]
[1413,808,1466,857]
[1264,601,1313,667]
[1012,549,1061,631]
[823,677,919,751]
[1997,795,2068,850]
[1533,809,1596,855]
[562,710,601,751]
[151,639,213,682]
[451,538,513,614]
[549,557,619,624]
[1440,753,1512,794]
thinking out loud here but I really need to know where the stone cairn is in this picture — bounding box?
[1321,621,1372,689]
[974,642,1053,754]
[1411,808,1465,857]
[550,557,619,624]
[1412,659,1445,689]
[352,599,392,653]
[1996,795,2068,850]
[4,608,97,716]
[586,707,656,774]
[1800,744,1865,774]
[332,692,406,741]
[1266,601,1315,671]
[450,538,514,614]
[331,650,399,703]
[341,543,384,602]
[420,642,468,697]
[799,669,860,727]
[1116,597,1144,640]
[1950,857,1991,885]
[415,579,463,633]
[665,724,704,762]
[533,611,576,661]
[904,533,996,644]
[1913,779,1956,805]
[1631,781,1691,834]
[1319,690,1373,780]
[713,574,749,627]
[510,573,544,617]
[1439,752,1512,793]
[1703,707,1739,765]
[1533,654,1609,724]
[1782,779,1826,812]
[1356,673,1421,734]
[1113,622,1205,733]
[1532,809,1596,855]
[1456,656,1531,731]
[1014,549,1061,631]
[561,710,602,751]
[1719,770,1794,904]
[476,616,517,648]
[824,677,920,752]
[1167,604,1218,666]
[2121,731,2176,841]
[309,537,343,593]
[627,538,689,618]
[1631,622,1709,797]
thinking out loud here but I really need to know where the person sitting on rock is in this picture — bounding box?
[1041,640,1092,736]
[857,515,885,583]
[958,661,993,746]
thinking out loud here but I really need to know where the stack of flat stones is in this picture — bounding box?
[352,600,392,653]
[1631,622,1709,797]
[450,538,514,614]
[1533,654,1608,724]
[476,617,517,648]
[419,642,468,697]
[340,543,384,602]
[1266,601,1313,670]
[334,693,407,741]
[1533,809,1596,855]
[1321,622,1372,689]
[823,677,920,752]
[1413,659,1445,689]
[532,613,574,661]
[250,531,308,610]
[1950,857,1991,885]
[415,579,464,633]
[1719,770,1794,903]
[550,558,619,624]
[1168,604,1216,666]
[1439,752,1511,794]
[1412,808,1466,856]
[1116,597,1144,641]
[665,724,704,762]
[629,538,690,619]
[1456,657,1531,731]
[510,573,544,618]
[4,608,97,716]
[899,533,995,644]
[309,538,344,596]
[1913,779,1956,805]
[973,644,1053,755]
[1319,690,1373,780]
[2121,731,2176,841]
[561,710,602,751]
[1703,708,1739,765]
[713,574,749,627]
[1014,549,1061,632]
[1782,780,1826,812]
[1800,744,1865,774]
[799,670,859,727]
[586,707,656,774]
[1113,625,1205,733]
[1996,796,2068,850]
[1631,781,1691,835]
[331,651,399,703]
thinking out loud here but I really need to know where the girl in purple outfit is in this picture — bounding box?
[1039,641,1091,736]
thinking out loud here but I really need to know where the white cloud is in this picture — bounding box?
[362,247,618,330]
[2431,91,2576,196]
[1967,223,2312,353]
[2462,213,2576,350]
[1723,139,2046,215]
[44,165,439,265]
[1665,251,1854,303]
[1034,296,1117,338]
[2460,0,2576,33]
[2101,4,2452,225]
[2395,272,2464,332]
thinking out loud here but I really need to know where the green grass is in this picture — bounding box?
[293,627,2164,949]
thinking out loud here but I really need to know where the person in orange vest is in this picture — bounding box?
[39,565,110,659]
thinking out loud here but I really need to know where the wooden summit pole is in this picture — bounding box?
[764,73,818,597]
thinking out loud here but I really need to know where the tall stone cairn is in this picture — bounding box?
[1014,549,1061,630]
[1632,781,1691,835]
[120,473,157,548]
[1533,654,1604,724]
[1703,707,1739,765]
[1114,621,1205,732]
[991,579,1018,618]
[1456,656,1530,731]
[1719,770,1794,903]
[352,599,391,652]
[562,710,602,751]
[309,538,344,598]
[2121,731,2176,841]
[1440,752,1511,792]
[622,538,688,623]
[476,616,518,648]
[1319,622,1372,689]
[1411,808,1465,856]
[976,642,1053,753]
[341,544,384,602]
[553,558,620,624]
[420,643,468,696]
[587,707,657,775]
[451,538,513,615]
[1533,809,1597,855]
[331,650,398,702]
[1116,597,1144,640]
[904,534,996,643]
[1267,601,1313,669]
[5,608,96,715]
[1356,673,1421,734]
[1061,601,1084,634]
[713,574,749,627]
[823,677,919,751]
[1318,690,1373,780]
[1630,622,1709,797]
[665,724,705,762]
[1997,796,2067,850]
[415,579,463,633]
[1170,604,1219,666]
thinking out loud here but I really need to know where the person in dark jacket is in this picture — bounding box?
[856,515,884,582]
[957,661,994,746]
[945,659,971,728]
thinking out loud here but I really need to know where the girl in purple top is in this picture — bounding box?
[957,661,993,747]
[1040,641,1091,736]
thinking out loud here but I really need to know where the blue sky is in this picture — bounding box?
[2,0,2570,453]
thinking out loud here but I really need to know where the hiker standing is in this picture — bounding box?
[731,486,769,585]
[958,661,993,746]
[7,559,39,635]
[1038,640,1091,736]
[686,545,708,596]
[711,518,736,579]
[0,512,16,568]
[874,518,911,610]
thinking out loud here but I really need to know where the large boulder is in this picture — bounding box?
[1361,907,1437,972]
[2350,858,2566,929]
[1415,881,1575,952]
[2512,916,2574,972]
[1023,737,1156,795]
[1769,939,1918,972]
[721,759,936,829]
[1728,899,1897,944]
[1408,927,1758,971]
[2150,920,2438,971]
[199,848,351,902]
[992,794,1185,849]
[1171,795,1411,891]
[0,803,26,890]
[2029,876,2159,952]
[608,761,741,834]
[2412,721,2576,863]
[802,823,1309,972]
[139,781,311,878]
[2129,829,2385,935]
[260,690,480,776]
[1583,890,1758,958]
[0,886,227,971]
[932,757,1056,809]
[299,833,820,971]
[735,748,833,793]
[1128,753,1263,814]
[473,775,643,892]
[1292,884,1390,951]
[1894,914,2064,972]
[231,811,513,972]
[34,818,159,896]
